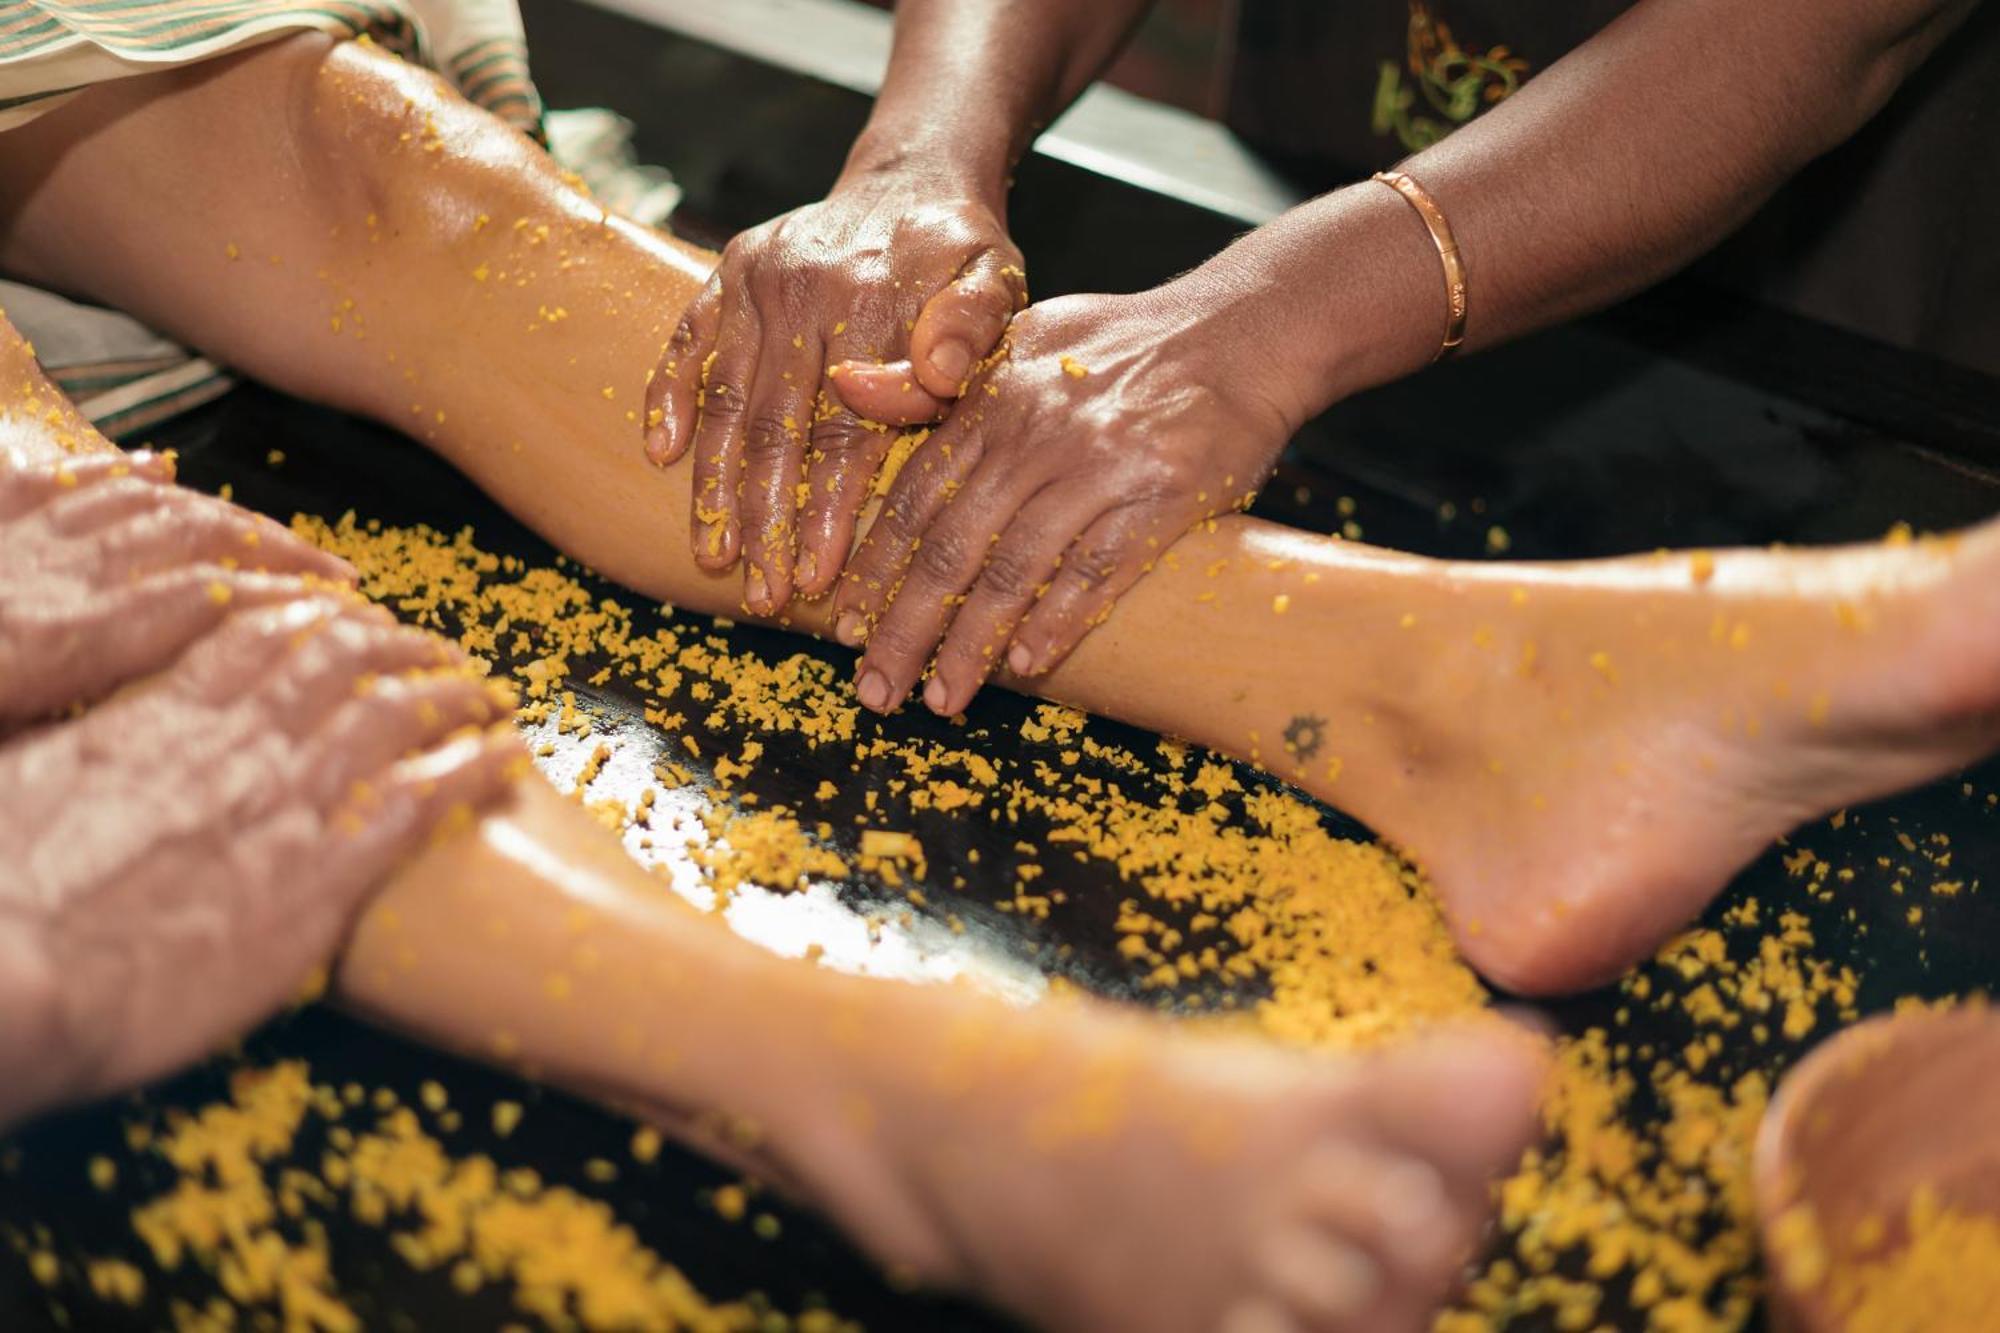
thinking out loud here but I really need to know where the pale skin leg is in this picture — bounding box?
[348,778,1548,1333]
[3,36,1998,1005]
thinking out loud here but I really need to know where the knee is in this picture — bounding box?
[282,34,540,240]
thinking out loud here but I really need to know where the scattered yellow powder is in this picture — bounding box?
[107,1062,845,1332]
[269,509,1968,1333]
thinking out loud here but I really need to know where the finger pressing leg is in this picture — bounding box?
[734,324,822,614]
[256,606,460,734]
[685,287,762,570]
[644,269,722,467]
[1007,506,1174,679]
[40,569,341,716]
[40,474,184,535]
[0,449,171,521]
[831,420,986,703]
[921,485,1102,715]
[298,668,506,809]
[792,404,897,599]
[92,496,352,585]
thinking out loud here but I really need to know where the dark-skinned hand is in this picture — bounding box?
[643,165,1027,616]
[827,289,1299,716]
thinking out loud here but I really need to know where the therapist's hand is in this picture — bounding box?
[643,163,1026,616]
[0,595,520,1126]
[0,449,357,727]
[828,289,1300,716]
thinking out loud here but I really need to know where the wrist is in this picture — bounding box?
[1149,252,1331,440]
[838,120,1014,214]
[1164,181,1461,426]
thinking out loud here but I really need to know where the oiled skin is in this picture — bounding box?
[0,49,1559,1333]
[4,37,2000,997]
[5,32,1999,1331]
[0,309,1546,1333]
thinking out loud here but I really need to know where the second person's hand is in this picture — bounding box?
[828,288,1304,717]
[643,159,1027,617]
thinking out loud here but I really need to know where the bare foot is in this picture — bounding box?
[1267,520,2000,994]
[748,991,1546,1333]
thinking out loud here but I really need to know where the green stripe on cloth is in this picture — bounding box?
[459,63,530,105]
[0,0,421,61]
[38,4,390,47]
[444,44,522,85]
[77,356,235,441]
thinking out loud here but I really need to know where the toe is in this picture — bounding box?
[1294,1142,1459,1278]
[1217,1295,1308,1333]
[1252,1224,1381,1327]
[1287,1141,1469,1331]
[1358,1026,1548,1184]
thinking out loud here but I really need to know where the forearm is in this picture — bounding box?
[845,0,1154,205]
[1190,0,1975,424]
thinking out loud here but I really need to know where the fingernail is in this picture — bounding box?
[700,520,731,564]
[796,550,818,589]
[923,676,950,714]
[835,612,866,647]
[857,669,892,712]
[928,340,973,387]
[746,565,770,613]
[1007,643,1034,676]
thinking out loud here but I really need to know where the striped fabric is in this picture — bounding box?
[0,0,543,136]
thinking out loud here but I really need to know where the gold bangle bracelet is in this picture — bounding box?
[1371,169,1467,362]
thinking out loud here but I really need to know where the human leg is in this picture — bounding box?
[4,36,1997,1001]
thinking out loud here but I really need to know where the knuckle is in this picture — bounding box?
[698,384,749,425]
[743,411,804,463]
[723,228,772,266]
[864,614,926,663]
[868,504,926,560]
[954,271,1015,317]
[669,313,705,353]
[974,545,1035,599]
[1065,543,1122,591]
[1128,449,1198,503]
[910,530,973,585]
[745,255,789,304]
[810,412,885,456]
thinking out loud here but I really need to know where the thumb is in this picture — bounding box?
[908,248,1027,398]
[827,359,949,426]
